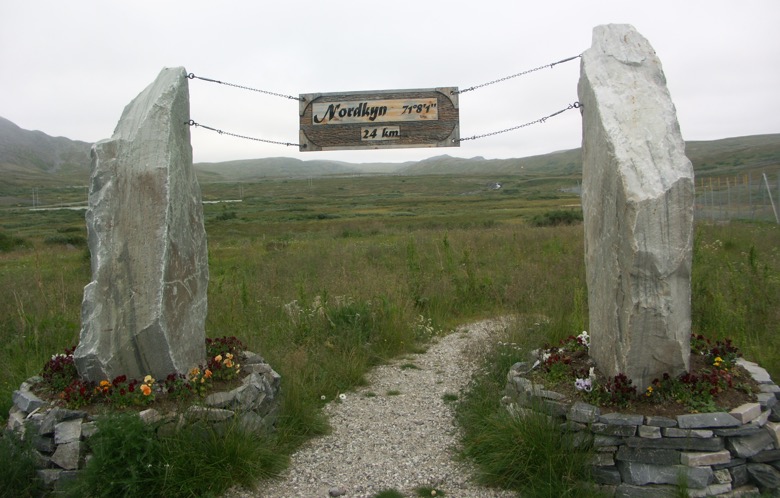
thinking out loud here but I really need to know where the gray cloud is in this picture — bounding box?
[2,0,778,164]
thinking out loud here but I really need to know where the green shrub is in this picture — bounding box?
[530,209,583,227]
[0,231,28,252]
[373,490,406,498]
[64,413,164,497]
[43,234,86,246]
[215,209,237,221]
[157,419,287,496]
[65,413,286,498]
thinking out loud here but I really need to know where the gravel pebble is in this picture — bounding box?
[226,318,519,498]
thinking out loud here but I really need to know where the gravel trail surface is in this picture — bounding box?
[227,318,518,498]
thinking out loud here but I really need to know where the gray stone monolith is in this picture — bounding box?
[578,25,695,390]
[74,67,208,382]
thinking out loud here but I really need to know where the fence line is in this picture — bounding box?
[694,172,780,224]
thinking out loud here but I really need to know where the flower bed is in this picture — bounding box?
[6,340,281,494]
[503,333,780,496]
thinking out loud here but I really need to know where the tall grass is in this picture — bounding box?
[455,316,602,497]
[63,413,286,497]
[691,222,780,379]
[454,220,779,497]
[0,175,777,495]
[0,430,42,498]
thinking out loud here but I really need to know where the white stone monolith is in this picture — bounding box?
[578,25,695,390]
[74,67,208,382]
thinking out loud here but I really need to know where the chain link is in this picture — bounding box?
[456,102,581,143]
[186,120,302,148]
[454,54,581,95]
[187,56,581,148]
[187,73,304,102]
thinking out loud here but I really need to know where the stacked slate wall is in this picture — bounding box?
[504,358,780,496]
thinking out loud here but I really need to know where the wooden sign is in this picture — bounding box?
[299,87,459,152]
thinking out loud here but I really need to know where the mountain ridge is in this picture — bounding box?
[1,116,778,186]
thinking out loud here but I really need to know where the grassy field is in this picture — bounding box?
[1,173,778,494]
[1,173,778,410]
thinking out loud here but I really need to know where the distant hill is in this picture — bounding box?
[195,157,410,182]
[0,116,778,187]
[395,149,582,177]
[0,116,92,186]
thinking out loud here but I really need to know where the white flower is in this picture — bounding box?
[574,378,593,392]
[339,393,346,401]
[542,352,551,362]
[588,367,596,381]
[577,331,590,348]
[320,395,326,400]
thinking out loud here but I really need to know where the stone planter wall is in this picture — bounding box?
[5,351,281,494]
[504,358,780,497]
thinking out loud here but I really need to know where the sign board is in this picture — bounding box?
[299,87,459,152]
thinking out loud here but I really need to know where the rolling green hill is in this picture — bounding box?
[1,115,778,189]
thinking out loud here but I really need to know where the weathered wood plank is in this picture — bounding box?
[299,87,459,151]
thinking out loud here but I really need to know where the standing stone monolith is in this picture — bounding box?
[74,67,208,382]
[578,25,695,390]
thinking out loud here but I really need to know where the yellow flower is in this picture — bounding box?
[204,369,213,379]
[645,386,653,397]
[214,354,223,363]
[190,367,200,377]
[224,359,234,368]
[144,375,154,385]
[226,353,233,360]
[141,384,152,396]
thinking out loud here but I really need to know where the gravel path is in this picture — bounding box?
[227,318,519,498]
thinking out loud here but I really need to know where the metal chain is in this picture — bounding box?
[187,57,581,148]
[456,102,581,143]
[454,54,581,95]
[186,120,302,148]
[187,73,304,102]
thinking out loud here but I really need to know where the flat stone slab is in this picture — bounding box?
[726,430,774,459]
[617,461,713,489]
[738,359,772,384]
[54,419,82,445]
[680,449,731,467]
[645,416,677,428]
[677,412,741,429]
[600,412,644,426]
[51,441,81,470]
[730,403,762,424]
[663,427,714,438]
[626,436,724,452]
[616,446,681,466]
[568,401,600,424]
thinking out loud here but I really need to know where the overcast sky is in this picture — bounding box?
[2,1,778,164]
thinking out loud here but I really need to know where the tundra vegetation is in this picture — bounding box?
[0,173,777,496]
